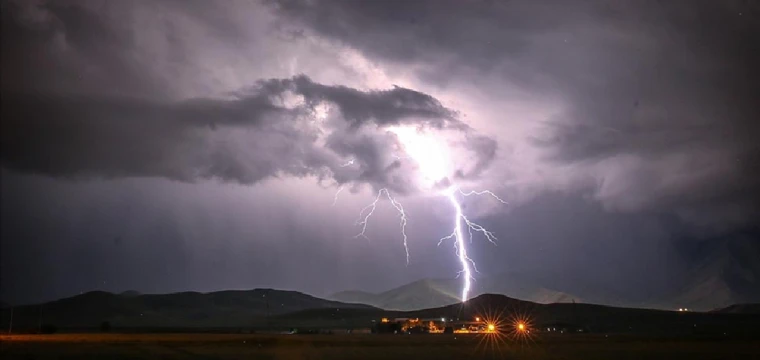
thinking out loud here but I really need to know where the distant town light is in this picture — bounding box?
[517,323,526,331]
[381,317,389,323]
[475,317,480,322]
[487,324,495,332]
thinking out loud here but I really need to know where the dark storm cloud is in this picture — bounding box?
[454,134,497,180]
[271,0,760,228]
[258,75,460,129]
[1,91,285,183]
[1,0,171,98]
[1,0,757,309]
[1,76,478,191]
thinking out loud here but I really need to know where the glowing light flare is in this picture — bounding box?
[473,307,510,355]
[471,305,538,358]
[506,314,535,343]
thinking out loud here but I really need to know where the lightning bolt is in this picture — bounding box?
[354,185,505,302]
[332,185,345,206]
[346,125,506,303]
[439,186,506,301]
[354,188,410,264]
[458,189,508,204]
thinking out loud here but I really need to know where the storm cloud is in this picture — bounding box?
[1,75,483,192]
[270,0,760,229]
[1,0,758,306]
[1,0,496,194]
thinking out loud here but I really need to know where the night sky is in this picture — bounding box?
[1,0,758,306]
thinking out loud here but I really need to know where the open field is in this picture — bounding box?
[2,333,759,360]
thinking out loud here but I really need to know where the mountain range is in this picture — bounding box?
[0,288,375,329]
[329,276,618,312]
[281,293,760,337]
[1,288,758,336]
[330,235,760,311]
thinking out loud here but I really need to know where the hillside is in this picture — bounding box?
[656,233,760,311]
[332,235,760,312]
[713,303,760,314]
[330,275,588,311]
[289,293,760,337]
[0,289,377,329]
[331,279,461,311]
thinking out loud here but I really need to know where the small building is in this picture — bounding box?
[374,316,496,334]
[540,322,587,334]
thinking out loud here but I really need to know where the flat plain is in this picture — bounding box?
[2,333,759,360]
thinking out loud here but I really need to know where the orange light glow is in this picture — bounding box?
[475,317,481,322]
[487,324,495,332]
[381,318,389,323]
[517,322,526,331]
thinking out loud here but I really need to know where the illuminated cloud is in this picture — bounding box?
[270,0,760,229]
[1,75,494,194]
[2,0,758,307]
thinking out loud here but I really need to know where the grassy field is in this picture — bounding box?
[1,333,758,360]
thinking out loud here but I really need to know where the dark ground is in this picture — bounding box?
[2,333,759,360]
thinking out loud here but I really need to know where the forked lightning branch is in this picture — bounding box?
[343,127,507,302]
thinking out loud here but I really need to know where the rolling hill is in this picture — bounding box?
[330,279,461,311]
[659,233,760,311]
[331,234,760,312]
[713,303,760,314]
[3,288,759,337]
[0,288,377,329]
[286,293,760,337]
[330,275,590,311]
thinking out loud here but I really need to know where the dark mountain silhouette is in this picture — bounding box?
[331,278,461,310]
[330,275,598,311]
[713,304,760,314]
[332,235,760,312]
[0,289,376,329]
[658,232,760,311]
[288,293,760,337]
[3,289,759,337]
[118,290,142,297]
